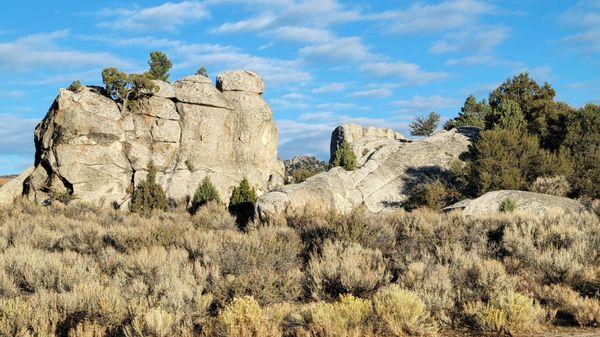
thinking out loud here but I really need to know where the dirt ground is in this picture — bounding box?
[440,328,600,336]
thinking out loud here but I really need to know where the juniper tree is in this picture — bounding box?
[147,51,172,82]
[229,178,257,228]
[409,112,440,137]
[130,162,168,216]
[332,140,357,171]
[190,176,221,214]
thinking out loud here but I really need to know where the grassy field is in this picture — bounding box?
[0,200,598,336]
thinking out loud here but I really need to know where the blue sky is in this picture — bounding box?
[0,0,599,174]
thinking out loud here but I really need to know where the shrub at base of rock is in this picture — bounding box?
[130,163,168,216]
[228,178,257,228]
[331,140,357,171]
[190,177,221,214]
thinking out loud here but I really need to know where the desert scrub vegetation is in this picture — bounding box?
[0,200,598,336]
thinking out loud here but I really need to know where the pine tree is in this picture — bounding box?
[190,176,221,214]
[332,140,357,171]
[130,162,168,216]
[147,51,172,82]
[409,112,440,137]
[196,66,209,78]
[228,178,257,227]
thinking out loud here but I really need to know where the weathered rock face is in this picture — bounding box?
[18,71,284,207]
[0,167,34,204]
[329,124,406,163]
[256,126,478,218]
[443,190,589,217]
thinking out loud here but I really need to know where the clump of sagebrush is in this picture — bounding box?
[498,198,517,213]
[530,175,571,196]
[130,162,168,216]
[332,140,356,171]
[228,178,257,227]
[190,176,221,214]
[405,178,461,211]
[0,200,599,336]
[409,111,440,137]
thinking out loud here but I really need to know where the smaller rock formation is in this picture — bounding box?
[0,166,34,204]
[329,124,406,163]
[256,125,478,218]
[443,190,589,217]
[283,156,328,183]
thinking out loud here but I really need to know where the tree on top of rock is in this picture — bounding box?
[410,112,440,137]
[102,67,129,100]
[147,51,172,82]
[196,66,209,78]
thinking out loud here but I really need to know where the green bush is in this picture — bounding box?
[190,177,221,214]
[147,51,172,82]
[498,198,516,213]
[562,104,600,198]
[67,80,82,93]
[444,95,490,130]
[409,112,440,137]
[228,178,257,227]
[332,140,357,171]
[485,99,525,131]
[101,67,129,100]
[130,162,168,216]
[196,66,209,78]
[469,128,572,194]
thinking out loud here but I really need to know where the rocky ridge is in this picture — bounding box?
[256,126,478,218]
[17,70,284,207]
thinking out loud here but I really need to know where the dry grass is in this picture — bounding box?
[0,199,598,336]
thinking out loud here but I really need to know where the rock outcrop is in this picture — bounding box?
[0,166,34,204]
[256,126,478,218]
[443,190,589,217]
[16,71,284,207]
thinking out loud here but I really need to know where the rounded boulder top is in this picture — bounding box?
[216,70,265,94]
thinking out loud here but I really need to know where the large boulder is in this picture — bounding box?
[256,126,478,218]
[444,190,589,217]
[14,71,284,207]
[0,166,34,204]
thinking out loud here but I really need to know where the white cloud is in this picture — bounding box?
[297,111,334,122]
[98,1,209,32]
[393,95,460,114]
[0,115,38,155]
[272,26,335,43]
[374,0,494,35]
[177,51,311,85]
[360,61,449,85]
[429,26,510,54]
[311,82,347,94]
[0,89,24,98]
[211,14,276,34]
[300,37,371,62]
[445,55,523,68]
[0,31,130,72]
[350,87,393,99]
[269,92,311,111]
[559,1,600,54]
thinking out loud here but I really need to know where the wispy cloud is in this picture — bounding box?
[0,114,38,155]
[98,1,209,32]
[350,86,393,99]
[558,1,600,54]
[300,37,371,62]
[429,26,510,54]
[360,61,450,85]
[0,30,130,72]
[393,95,460,114]
[374,0,495,35]
[311,82,348,94]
